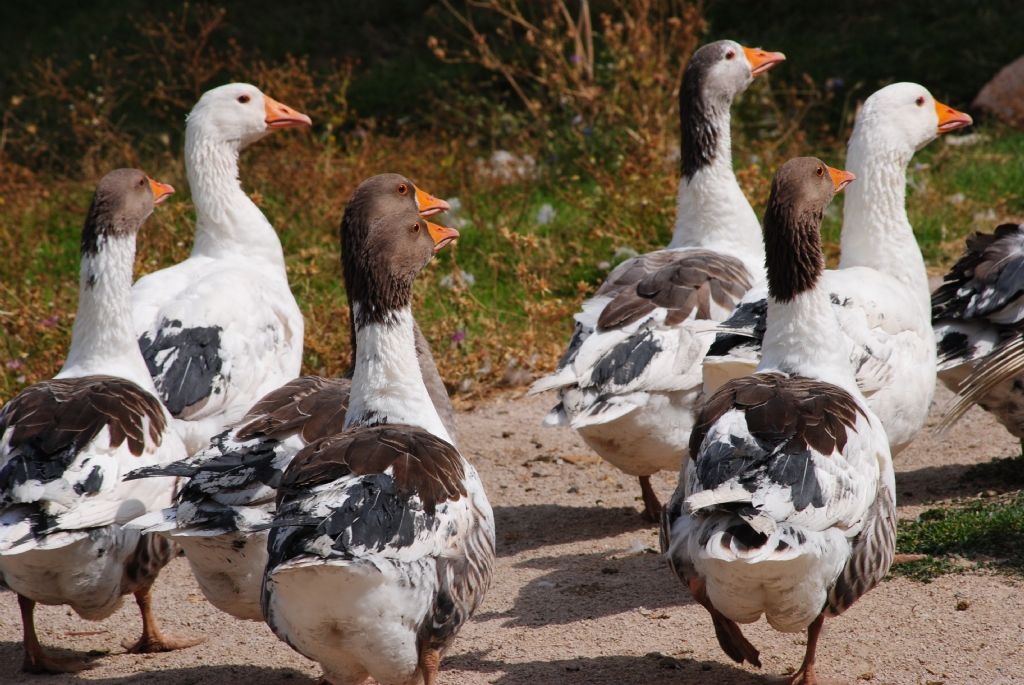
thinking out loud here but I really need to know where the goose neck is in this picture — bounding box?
[760,287,859,396]
[59,234,156,392]
[345,305,452,444]
[839,133,929,312]
[669,119,764,275]
[185,130,286,269]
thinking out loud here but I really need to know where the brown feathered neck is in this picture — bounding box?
[340,195,417,330]
[679,42,730,181]
[762,179,826,303]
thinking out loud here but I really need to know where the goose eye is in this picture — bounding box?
[138,178,146,187]
[816,166,824,177]
[397,183,409,195]
[915,96,925,107]
[238,94,251,104]
[725,50,735,60]
[412,223,421,234]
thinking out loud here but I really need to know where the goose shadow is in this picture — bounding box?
[444,650,784,685]
[895,458,1024,505]
[475,546,691,627]
[492,504,653,557]
[0,654,312,685]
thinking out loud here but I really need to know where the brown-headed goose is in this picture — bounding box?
[705,83,973,456]
[662,158,895,684]
[932,221,1024,447]
[131,83,314,456]
[0,170,200,673]
[125,175,456,622]
[259,177,493,685]
[530,40,785,520]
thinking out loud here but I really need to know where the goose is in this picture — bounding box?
[704,83,973,455]
[662,158,895,684]
[131,83,312,457]
[125,175,455,622]
[0,170,200,673]
[529,40,785,520]
[259,176,494,685]
[932,221,1024,447]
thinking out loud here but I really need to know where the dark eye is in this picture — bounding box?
[412,223,421,234]
[915,96,925,107]
[397,183,409,195]
[816,166,824,177]
[238,94,251,104]
[138,178,146,187]
[725,50,735,60]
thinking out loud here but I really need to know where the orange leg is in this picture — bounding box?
[790,614,825,685]
[639,476,662,523]
[18,594,93,674]
[418,638,441,685]
[123,584,204,653]
[688,577,761,667]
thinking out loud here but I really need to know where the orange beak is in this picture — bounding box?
[427,221,459,252]
[826,166,856,194]
[742,46,786,77]
[415,187,451,218]
[264,95,312,130]
[934,99,973,134]
[148,178,175,205]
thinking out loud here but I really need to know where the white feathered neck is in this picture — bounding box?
[185,119,288,272]
[839,119,930,315]
[669,108,765,281]
[345,305,453,444]
[759,286,860,397]
[58,233,157,393]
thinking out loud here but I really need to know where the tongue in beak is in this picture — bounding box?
[741,46,786,77]
[148,178,175,205]
[427,222,459,252]
[416,187,451,218]
[826,166,856,195]
[264,95,313,130]
[934,99,973,134]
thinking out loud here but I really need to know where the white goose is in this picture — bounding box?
[663,158,895,684]
[932,221,1024,446]
[704,83,973,455]
[530,40,785,519]
[125,175,456,622]
[0,170,198,673]
[132,83,311,456]
[260,177,494,685]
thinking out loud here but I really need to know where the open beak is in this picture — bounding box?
[264,95,313,130]
[427,221,459,252]
[826,166,856,195]
[935,99,973,134]
[148,178,175,205]
[742,46,786,77]
[415,187,451,218]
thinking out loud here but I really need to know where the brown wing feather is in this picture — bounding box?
[280,425,465,515]
[596,250,753,330]
[0,377,166,458]
[234,376,351,443]
[690,373,866,457]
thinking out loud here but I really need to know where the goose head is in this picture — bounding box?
[81,169,174,256]
[679,40,784,179]
[854,83,973,153]
[186,83,311,150]
[341,174,459,326]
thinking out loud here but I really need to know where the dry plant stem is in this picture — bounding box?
[687,577,761,667]
[18,594,93,674]
[124,585,204,654]
[638,475,663,522]
[790,613,825,685]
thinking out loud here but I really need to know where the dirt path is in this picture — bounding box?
[2,386,1023,684]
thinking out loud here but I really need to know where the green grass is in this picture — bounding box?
[893,491,1024,583]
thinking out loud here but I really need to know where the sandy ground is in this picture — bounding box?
[2,385,1024,684]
